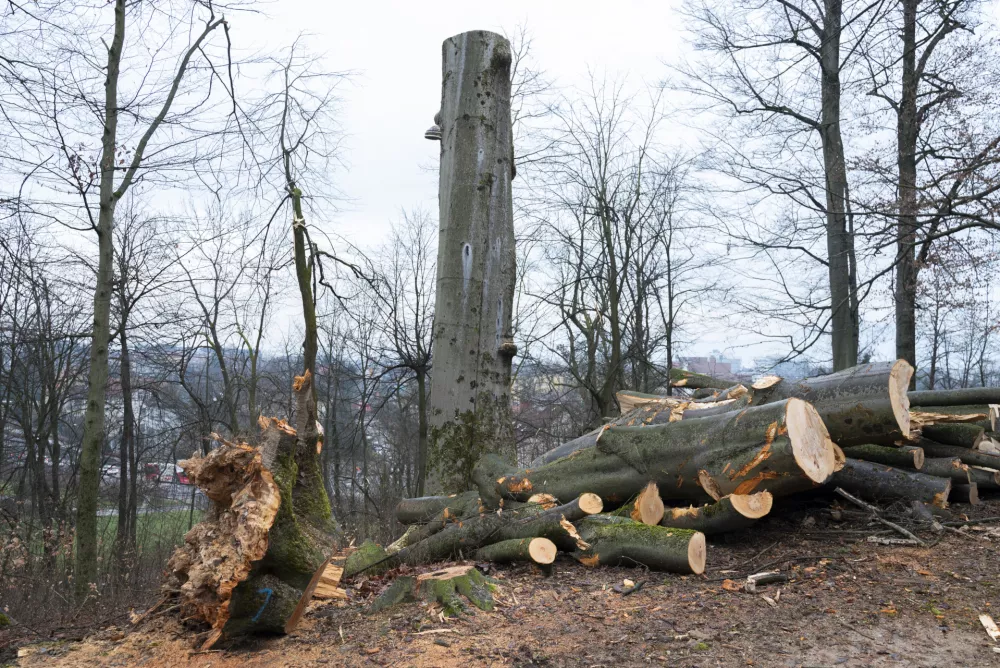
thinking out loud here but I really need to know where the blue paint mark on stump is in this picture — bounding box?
[252,588,274,623]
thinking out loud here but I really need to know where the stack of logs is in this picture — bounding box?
[163,362,1000,636]
[345,361,999,595]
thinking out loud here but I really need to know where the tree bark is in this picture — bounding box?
[574,514,706,574]
[427,30,517,493]
[830,457,950,508]
[894,0,920,385]
[917,457,969,484]
[908,388,1000,407]
[950,483,979,505]
[921,423,985,450]
[820,0,859,371]
[842,444,924,469]
[915,439,1000,470]
[75,0,126,600]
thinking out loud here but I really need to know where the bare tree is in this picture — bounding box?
[678,0,890,369]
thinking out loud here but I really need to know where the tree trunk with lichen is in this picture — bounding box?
[427,30,518,494]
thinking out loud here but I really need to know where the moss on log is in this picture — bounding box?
[368,565,496,616]
[830,458,950,508]
[574,514,706,574]
[921,424,985,449]
[660,492,773,535]
[842,444,924,469]
[474,537,557,564]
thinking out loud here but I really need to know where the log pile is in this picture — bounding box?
[162,360,999,639]
[359,361,999,598]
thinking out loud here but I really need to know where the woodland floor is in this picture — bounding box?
[6,495,1000,668]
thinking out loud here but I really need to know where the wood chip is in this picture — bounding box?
[981,614,1000,642]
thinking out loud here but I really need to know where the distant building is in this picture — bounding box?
[676,350,742,380]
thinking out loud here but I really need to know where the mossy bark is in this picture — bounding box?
[474,537,555,564]
[842,444,924,469]
[574,515,705,574]
[225,374,336,635]
[343,540,392,579]
[368,566,496,616]
[427,30,517,494]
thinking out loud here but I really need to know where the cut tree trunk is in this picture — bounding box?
[395,491,482,525]
[660,492,773,535]
[917,457,969,484]
[750,361,911,426]
[951,483,980,505]
[921,424,985,449]
[830,458,950,508]
[968,467,1000,491]
[574,514,706,574]
[480,398,836,507]
[427,30,517,494]
[353,494,603,573]
[668,367,732,390]
[842,444,924,469]
[915,439,1000,470]
[908,388,1000,407]
[474,537,557,565]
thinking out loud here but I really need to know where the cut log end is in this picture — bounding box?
[631,482,665,525]
[889,360,914,435]
[786,398,836,483]
[578,492,604,515]
[688,531,707,575]
[528,537,557,564]
[752,375,782,390]
[728,491,773,519]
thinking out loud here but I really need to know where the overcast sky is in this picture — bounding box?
[240,0,686,244]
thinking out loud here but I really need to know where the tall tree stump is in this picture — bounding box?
[428,30,517,492]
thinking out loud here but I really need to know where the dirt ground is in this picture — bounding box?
[6,495,1000,668]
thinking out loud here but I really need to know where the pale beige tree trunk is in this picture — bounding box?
[428,31,517,493]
